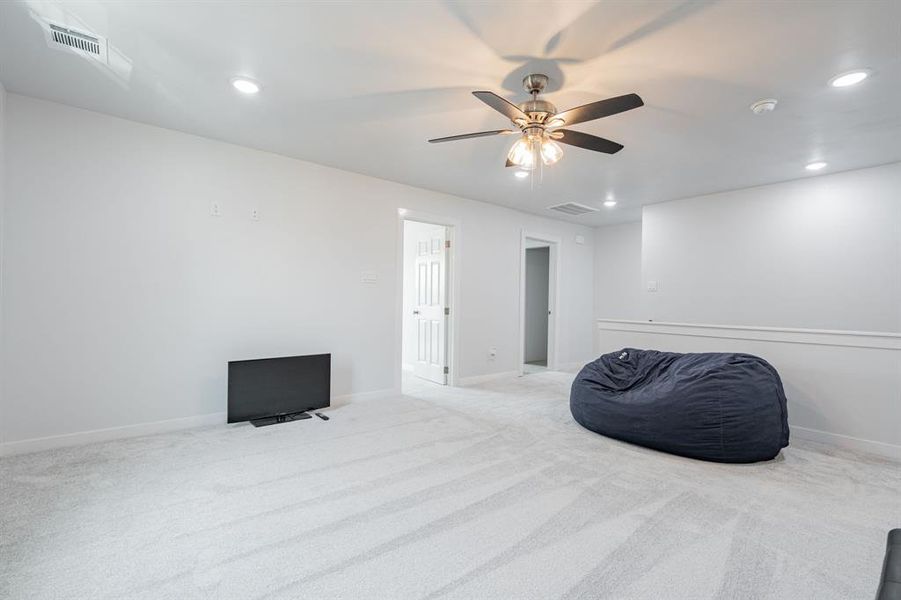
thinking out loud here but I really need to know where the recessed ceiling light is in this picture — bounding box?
[603,200,617,207]
[514,170,529,179]
[230,77,261,94]
[750,98,778,115]
[829,70,869,88]
[806,161,828,171]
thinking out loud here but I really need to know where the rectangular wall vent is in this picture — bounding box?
[50,24,101,55]
[546,202,600,216]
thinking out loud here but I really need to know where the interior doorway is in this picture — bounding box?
[400,217,454,388]
[520,233,559,375]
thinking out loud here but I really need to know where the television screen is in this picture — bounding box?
[228,354,330,424]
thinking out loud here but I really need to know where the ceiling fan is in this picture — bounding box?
[428,74,643,171]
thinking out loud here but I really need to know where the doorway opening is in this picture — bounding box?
[520,233,559,375]
[399,216,457,391]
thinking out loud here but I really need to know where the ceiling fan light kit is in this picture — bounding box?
[428,74,643,172]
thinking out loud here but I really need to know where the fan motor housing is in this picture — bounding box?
[519,98,556,119]
[522,73,548,94]
[519,75,556,123]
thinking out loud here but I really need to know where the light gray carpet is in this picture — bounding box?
[1,371,898,599]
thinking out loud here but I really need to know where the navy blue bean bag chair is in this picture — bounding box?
[571,348,789,463]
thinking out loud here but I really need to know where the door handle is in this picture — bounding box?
[413,310,420,315]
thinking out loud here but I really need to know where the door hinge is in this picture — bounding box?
[443,366,449,374]
[444,307,450,315]
[445,239,451,249]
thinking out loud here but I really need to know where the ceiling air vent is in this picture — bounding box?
[41,20,108,64]
[547,202,599,216]
[50,24,100,55]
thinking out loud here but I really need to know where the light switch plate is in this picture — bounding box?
[575,235,585,245]
[361,271,377,284]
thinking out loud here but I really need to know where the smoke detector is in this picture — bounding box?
[750,99,778,115]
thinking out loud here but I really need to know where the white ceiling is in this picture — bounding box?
[1,0,899,225]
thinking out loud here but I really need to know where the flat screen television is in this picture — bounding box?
[228,354,330,427]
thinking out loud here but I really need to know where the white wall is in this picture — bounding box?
[592,163,901,458]
[642,163,901,332]
[524,247,549,363]
[594,221,643,322]
[0,94,597,451]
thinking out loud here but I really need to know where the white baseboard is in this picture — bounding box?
[0,412,226,458]
[458,371,521,386]
[332,387,399,405]
[458,363,590,386]
[792,426,901,462]
[0,387,401,458]
[554,360,592,372]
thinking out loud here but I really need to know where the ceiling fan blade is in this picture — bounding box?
[472,91,528,122]
[556,129,624,154]
[553,93,643,127]
[428,130,516,143]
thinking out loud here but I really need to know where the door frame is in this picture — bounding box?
[395,209,461,389]
[519,230,561,375]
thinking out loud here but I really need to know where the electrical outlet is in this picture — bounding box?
[210,201,222,217]
[251,208,260,221]
[488,346,497,360]
[647,280,658,292]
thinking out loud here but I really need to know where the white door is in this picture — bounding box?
[412,225,448,384]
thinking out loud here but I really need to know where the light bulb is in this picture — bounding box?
[829,70,869,88]
[230,77,261,94]
[540,139,563,165]
[508,137,536,170]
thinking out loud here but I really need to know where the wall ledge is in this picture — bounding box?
[597,319,901,351]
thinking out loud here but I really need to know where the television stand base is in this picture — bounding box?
[250,412,313,427]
